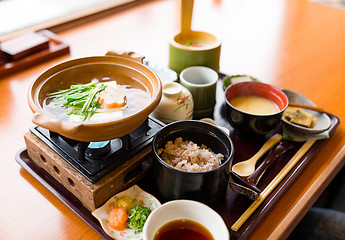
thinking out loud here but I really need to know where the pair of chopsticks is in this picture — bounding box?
[288,102,325,113]
[231,139,316,231]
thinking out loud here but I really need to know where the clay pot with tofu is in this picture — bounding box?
[28,51,162,142]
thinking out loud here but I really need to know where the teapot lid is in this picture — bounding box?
[163,82,182,97]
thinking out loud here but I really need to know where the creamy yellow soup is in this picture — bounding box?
[230,96,280,115]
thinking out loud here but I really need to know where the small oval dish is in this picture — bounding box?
[92,185,161,240]
[282,89,331,134]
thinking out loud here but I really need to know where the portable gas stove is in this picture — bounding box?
[24,116,164,211]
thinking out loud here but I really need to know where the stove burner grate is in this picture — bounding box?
[30,116,164,183]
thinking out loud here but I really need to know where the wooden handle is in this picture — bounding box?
[106,50,145,63]
[231,139,316,231]
[179,0,194,35]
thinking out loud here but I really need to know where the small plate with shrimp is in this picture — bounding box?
[92,185,161,240]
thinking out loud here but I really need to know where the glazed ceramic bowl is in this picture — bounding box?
[152,120,233,206]
[143,200,229,240]
[224,82,288,135]
[28,51,162,142]
[282,89,331,134]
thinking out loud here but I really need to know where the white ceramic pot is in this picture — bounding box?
[151,82,193,123]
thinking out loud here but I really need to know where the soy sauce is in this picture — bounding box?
[153,219,214,240]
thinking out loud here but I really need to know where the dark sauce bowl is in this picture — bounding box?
[224,82,288,136]
[152,120,234,206]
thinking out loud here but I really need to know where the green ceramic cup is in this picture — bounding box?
[169,31,221,74]
[179,66,218,119]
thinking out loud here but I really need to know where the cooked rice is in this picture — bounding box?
[158,137,224,172]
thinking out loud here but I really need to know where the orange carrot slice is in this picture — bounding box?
[97,86,126,109]
[107,207,128,231]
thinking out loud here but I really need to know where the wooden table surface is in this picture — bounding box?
[1,0,345,239]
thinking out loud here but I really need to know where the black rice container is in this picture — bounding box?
[152,120,234,206]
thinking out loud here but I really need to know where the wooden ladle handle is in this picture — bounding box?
[179,0,194,36]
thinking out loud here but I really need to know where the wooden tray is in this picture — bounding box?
[0,30,70,77]
[16,114,339,239]
[16,79,340,239]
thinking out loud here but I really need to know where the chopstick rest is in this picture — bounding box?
[231,139,316,232]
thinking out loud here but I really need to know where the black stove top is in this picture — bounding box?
[30,116,165,183]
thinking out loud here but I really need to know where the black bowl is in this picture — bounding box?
[224,82,288,136]
[152,120,234,206]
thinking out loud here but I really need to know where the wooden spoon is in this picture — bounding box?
[179,0,194,38]
[231,133,282,177]
[230,141,293,199]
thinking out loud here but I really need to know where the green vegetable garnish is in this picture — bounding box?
[127,205,151,234]
[48,82,106,121]
[186,41,193,46]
